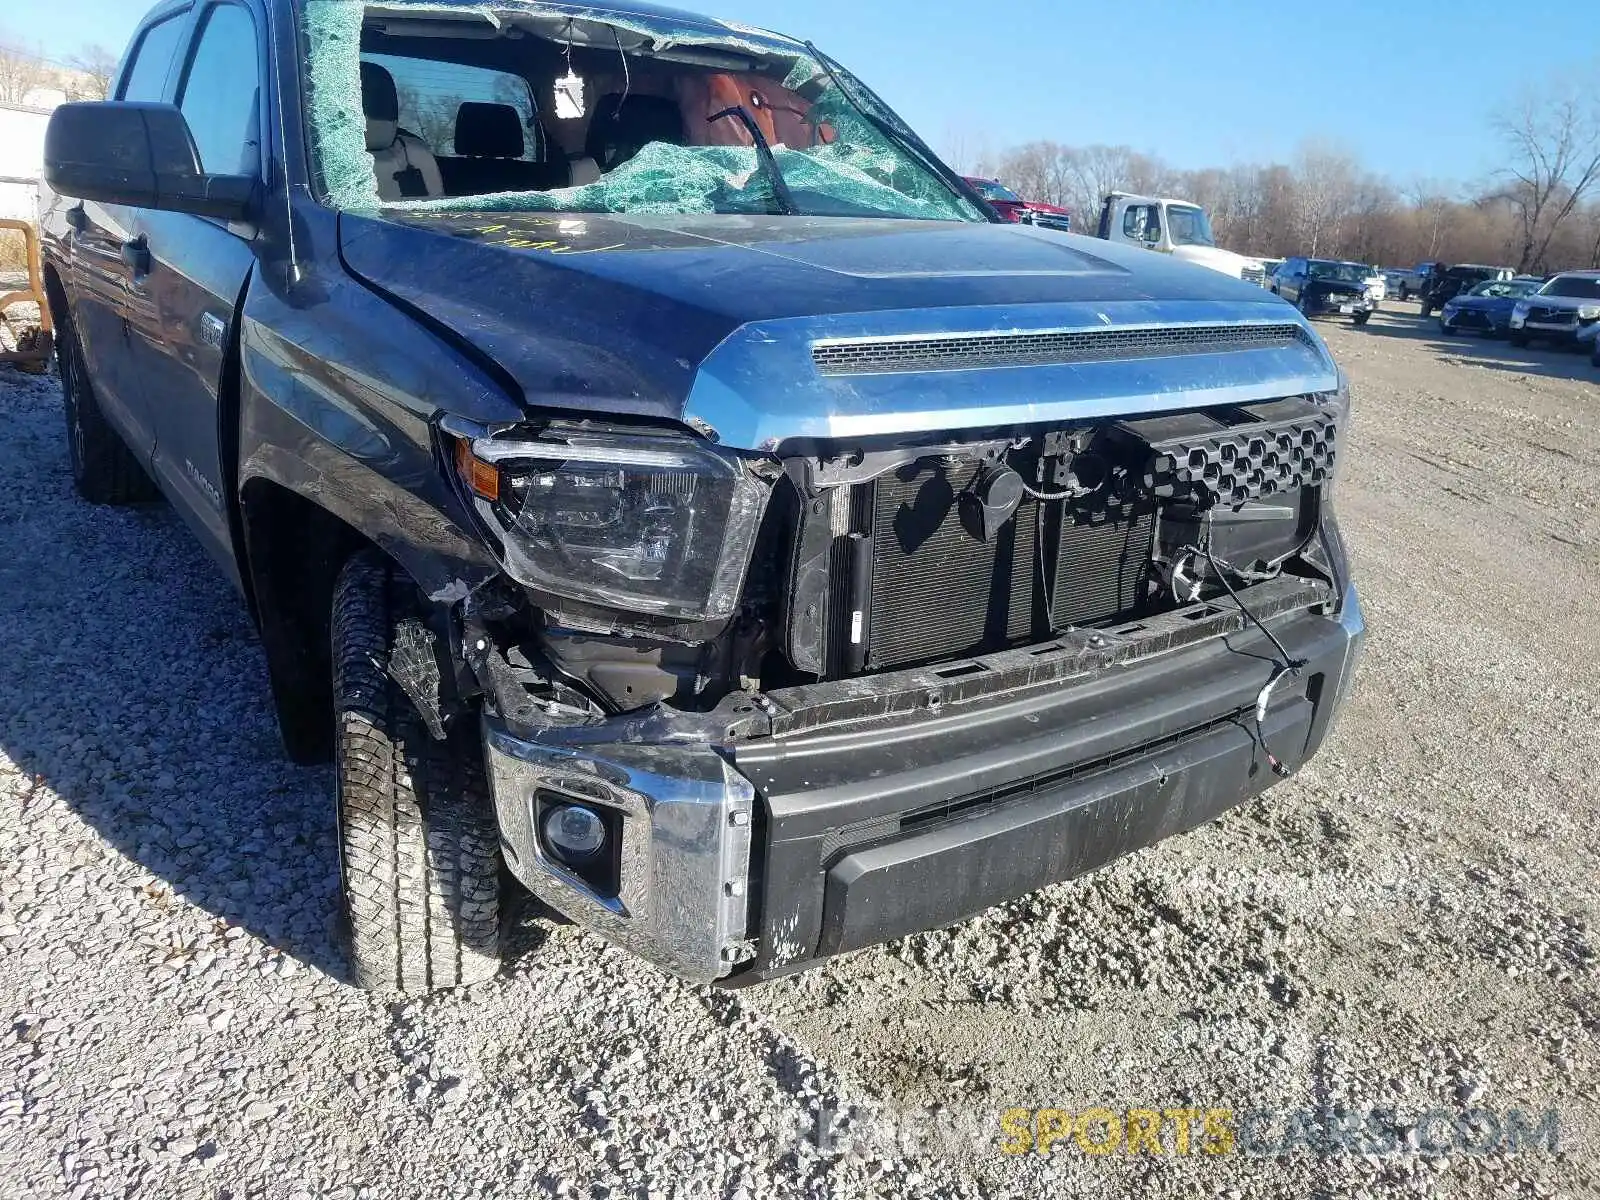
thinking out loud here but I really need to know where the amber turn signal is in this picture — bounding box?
[454,438,500,503]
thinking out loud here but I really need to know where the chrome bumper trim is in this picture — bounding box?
[483,723,756,983]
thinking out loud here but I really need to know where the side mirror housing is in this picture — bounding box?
[45,102,257,223]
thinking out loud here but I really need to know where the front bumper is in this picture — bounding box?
[485,581,1366,985]
[1310,293,1373,317]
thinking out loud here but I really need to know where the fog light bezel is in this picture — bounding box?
[534,791,625,899]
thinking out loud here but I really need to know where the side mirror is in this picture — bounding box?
[45,102,257,223]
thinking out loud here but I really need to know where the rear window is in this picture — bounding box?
[364,53,539,161]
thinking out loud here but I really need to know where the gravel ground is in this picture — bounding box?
[1,301,1597,1199]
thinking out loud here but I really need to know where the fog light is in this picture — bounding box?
[542,804,607,863]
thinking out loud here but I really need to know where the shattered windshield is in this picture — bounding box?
[1307,261,1368,284]
[302,2,986,223]
[1165,205,1215,247]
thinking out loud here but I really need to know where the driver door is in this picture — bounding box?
[134,0,265,585]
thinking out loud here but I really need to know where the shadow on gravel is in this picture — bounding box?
[1349,308,1599,384]
[0,372,354,983]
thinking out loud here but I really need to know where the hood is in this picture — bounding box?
[339,210,1338,449]
[1522,293,1592,311]
[1306,279,1367,295]
[1447,293,1513,310]
[1018,200,1072,218]
[1171,244,1260,279]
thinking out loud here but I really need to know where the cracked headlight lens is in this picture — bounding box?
[454,427,771,623]
[1577,304,1600,321]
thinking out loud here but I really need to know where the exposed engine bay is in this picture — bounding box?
[477,397,1338,718]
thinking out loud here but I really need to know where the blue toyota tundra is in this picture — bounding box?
[38,0,1364,993]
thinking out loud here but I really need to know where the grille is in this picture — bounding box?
[1526,306,1575,325]
[868,463,1039,671]
[1052,508,1155,628]
[1242,266,1267,287]
[1115,399,1336,507]
[812,323,1315,376]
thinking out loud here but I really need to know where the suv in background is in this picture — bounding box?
[38,0,1363,994]
[1509,271,1600,348]
[1270,258,1377,326]
[1418,264,1515,318]
[963,177,1072,232]
[1398,262,1440,301]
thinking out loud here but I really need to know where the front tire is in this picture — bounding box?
[333,550,502,993]
[57,313,158,505]
[1353,311,1371,327]
[1509,332,1530,348]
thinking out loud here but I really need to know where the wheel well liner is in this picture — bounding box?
[240,479,371,764]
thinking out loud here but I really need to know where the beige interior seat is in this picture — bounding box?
[361,62,444,201]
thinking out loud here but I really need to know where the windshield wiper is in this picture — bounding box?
[708,106,797,216]
[801,42,984,218]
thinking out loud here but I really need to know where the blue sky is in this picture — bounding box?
[9,0,1586,187]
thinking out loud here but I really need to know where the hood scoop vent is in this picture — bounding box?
[812,323,1316,377]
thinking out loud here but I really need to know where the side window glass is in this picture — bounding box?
[178,4,262,176]
[1122,205,1146,241]
[118,14,188,102]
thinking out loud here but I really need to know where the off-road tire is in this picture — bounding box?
[58,313,158,505]
[332,550,501,993]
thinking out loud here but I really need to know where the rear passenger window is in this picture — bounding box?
[119,14,188,102]
[364,53,539,161]
[177,4,262,176]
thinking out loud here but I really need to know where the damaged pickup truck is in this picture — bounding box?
[39,0,1364,993]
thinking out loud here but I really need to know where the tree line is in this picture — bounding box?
[958,77,1600,275]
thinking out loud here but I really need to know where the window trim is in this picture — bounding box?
[115,6,196,104]
[174,0,267,182]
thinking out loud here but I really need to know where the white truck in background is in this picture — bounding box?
[1095,193,1268,287]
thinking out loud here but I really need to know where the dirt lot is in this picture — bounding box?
[0,302,1597,1199]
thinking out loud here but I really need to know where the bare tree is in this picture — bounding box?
[0,38,55,106]
[1293,141,1359,258]
[1494,78,1600,272]
[66,44,118,101]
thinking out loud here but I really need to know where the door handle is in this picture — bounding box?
[121,236,151,277]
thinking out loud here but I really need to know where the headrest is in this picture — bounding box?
[361,62,399,152]
[585,95,686,169]
[455,103,525,159]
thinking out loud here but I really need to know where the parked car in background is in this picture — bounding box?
[1094,193,1268,284]
[963,178,1072,232]
[1270,258,1377,325]
[1438,277,1543,337]
[1364,267,1387,304]
[1381,268,1407,295]
[1398,262,1441,301]
[1578,319,1600,367]
[1258,258,1284,280]
[1418,264,1515,317]
[1509,271,1600,348]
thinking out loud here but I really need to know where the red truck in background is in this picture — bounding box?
[964,177,1072,233]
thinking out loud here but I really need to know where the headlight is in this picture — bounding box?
[452,426,771,623]
[1317,368,1352,428]
[1577,304,1600,321]
[1513,301,1531,319]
